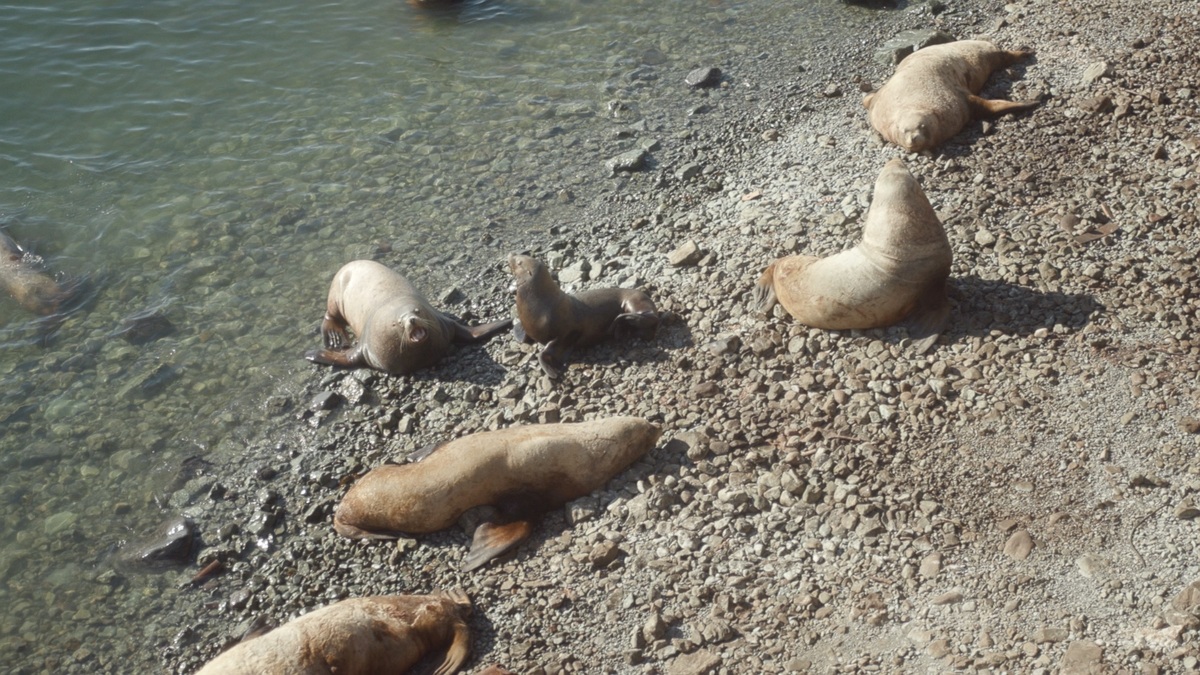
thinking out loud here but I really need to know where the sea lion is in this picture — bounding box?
[194,592,472,675]
[508,254,659,379]
[334,416,662,571]
[863,39,1038,152]
[0,229,74,316]
[753,159,951,351]
[305,260,511,375]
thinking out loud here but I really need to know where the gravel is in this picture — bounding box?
[26,0,1200,673]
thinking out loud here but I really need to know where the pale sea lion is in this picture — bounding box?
[754,159,952,351]
[509,254,658,379]
[864,39,1038,152]
[334,416,662,571]
[0,229,74,316]
[194,592,472,675]
[305,260,511,375]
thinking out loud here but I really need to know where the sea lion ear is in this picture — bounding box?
[462,520,533,572]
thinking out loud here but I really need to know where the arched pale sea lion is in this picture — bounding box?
[334,416,662,571]
[509,254,658,379]
[305,260,511,375]
[754,159,952,352]
[1,229,75,316]
[194,592,472,675]
[864,39,1038,152]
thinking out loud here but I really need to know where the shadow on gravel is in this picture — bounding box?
[549,317,693,377]
[948,275,1103,337]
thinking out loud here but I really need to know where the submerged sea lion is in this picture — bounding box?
[509,254,658,379]
[0,229,74,316]
[334,416,662,571]
[305,260,511,375]
[864,39,1038,152]
[194,592,473,675]
[754,159,952,350]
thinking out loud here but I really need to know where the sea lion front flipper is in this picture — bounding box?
[462,520,533,572]
[304,346,366,368]
[904,286,951,355]
[538,338,573,379]
[752,263,779,313]
[320,312,351,349]
[452,316,513,344]
[431,619,472,675]
[966,94,1039,119]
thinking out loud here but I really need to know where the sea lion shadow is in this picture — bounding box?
[559,315,693,375]
[413,346,511,386]
[946,275,1103,339]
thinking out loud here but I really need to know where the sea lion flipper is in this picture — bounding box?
[512,321,530,344]
[462,520,533,572]
[611,311,660,340]
[304,346,366,368]
[752,263,779,313]
[431,619,471,675]
[539,339,573,379]
[453,316,514,344]
[904,286,951,355]
[966,94,1040,119]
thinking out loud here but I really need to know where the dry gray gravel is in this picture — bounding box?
[156,0,1200,673]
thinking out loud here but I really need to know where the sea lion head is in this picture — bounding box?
[396,303,436,346]
[507,254,550,289]
[894,110,935,152]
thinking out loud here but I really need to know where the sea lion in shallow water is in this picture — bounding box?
[754,159,951,350]
[509,254,658,379]
[194,592,472,675]
[334,416,662,571]
[305,260,511,375]
[864,39,1037,152]
[0,230,74,316]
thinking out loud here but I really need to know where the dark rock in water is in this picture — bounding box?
[310,391,341,411]
[874,29,956,66]
[118,516,199,570]
[685,66,722,88]
[119,363,179,401]
[117,309,175,345]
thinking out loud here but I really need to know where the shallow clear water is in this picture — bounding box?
[0,0,865,670]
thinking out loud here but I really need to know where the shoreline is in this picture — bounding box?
[85,0,1200,672]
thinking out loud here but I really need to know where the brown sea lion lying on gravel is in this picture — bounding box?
[305,260,511,375]
[334,416,662,571]
[509,254,658,379]
[194,592,473,675]
[754,159,952,351]
[1,229,76,316]
[864,39,1038,152]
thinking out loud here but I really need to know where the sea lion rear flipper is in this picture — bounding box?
[904,286,951,355]
[752,263,779,313]
[304,346,366,368]
[966,94,1039,119]
[463,520,533,572]
[453,317,514,344]
[611,311,660,340]
[432,619,472,675]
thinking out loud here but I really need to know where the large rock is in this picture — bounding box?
[117,516,199,570]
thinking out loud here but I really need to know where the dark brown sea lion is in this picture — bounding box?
[334,416,662,571]
[508,254,658,379]
[305,260,511,375]
[0,229,74,316]
[754,159,952,351]
[193,592,473,675]
[864,39,1038,152]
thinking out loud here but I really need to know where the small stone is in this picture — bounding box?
[676,163,703,181]
[589,541,622,569]
[1059,641,1104,674]
[668,240,702,267]
[1170,579,1200,613]
[607,148,648,175]
[822,84,842,98]
[920,552,943,579]
[1174,498,1200,520]
[685,67,721,88]
[309,391,341,411]
[1076,553,1103,578]
[643,612,668,642]
[975,228,997,246]
[1079,95,1114,114]
[932,590,963,605]
[1082,61,1112,83]
[1004,530,1034,560]
[1035,627,1069,644]
[926,638,951,658]
[1179,417,1200,433]
[668,648,721,675]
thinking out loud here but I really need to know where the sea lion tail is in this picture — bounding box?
[752,263,779,313]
